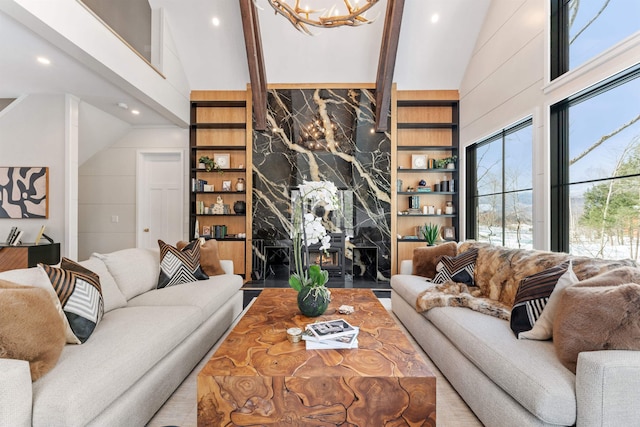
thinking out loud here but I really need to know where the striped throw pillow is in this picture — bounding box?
[41,258,104,344]
[157,240,208,289]
[510,260,571,337]
[432,248,478,287]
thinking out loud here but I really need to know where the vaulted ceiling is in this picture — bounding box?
[0,0,491,127]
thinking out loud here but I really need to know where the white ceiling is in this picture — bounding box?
[0,0,491,126]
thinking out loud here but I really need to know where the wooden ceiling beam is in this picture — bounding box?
[239,0,267,130]
[375,0,405,132]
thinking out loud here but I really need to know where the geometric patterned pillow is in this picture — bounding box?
[432,248,478,287]
[157,240,208,289]
[40,258,104,344]
[510,260,570,338]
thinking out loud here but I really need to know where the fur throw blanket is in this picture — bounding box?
[416,242,638,320]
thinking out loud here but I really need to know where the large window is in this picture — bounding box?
[466,119,533,249]
[551,0,640,79]
[551,65,640,260]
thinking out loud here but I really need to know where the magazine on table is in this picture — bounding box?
[302,329,359,349]
[305,319,358,341]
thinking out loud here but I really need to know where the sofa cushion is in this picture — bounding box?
[128,274,242,320]
[554,282,640,373]
[426,307,576,426]
[40,259,105,344]
[177,239,226,276]
[0,267,75,343]
[93,248,159,300]
[158,240,208,288]
[78,257,127,313]
[433,248,478,287]
[31,305,202,427]
[0,279,66,381]
[412,242,458,278]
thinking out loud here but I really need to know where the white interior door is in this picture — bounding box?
[137,151,184,249]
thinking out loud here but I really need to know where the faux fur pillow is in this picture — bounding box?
[553,283,640,373]
[0,279,66,381]
[412,242,458,278]
[177,238,225,276]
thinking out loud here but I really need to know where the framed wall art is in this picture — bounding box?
[0,167,49,218]
[442,226,456,241]
[213,153,230,169]
[411,154,427,169]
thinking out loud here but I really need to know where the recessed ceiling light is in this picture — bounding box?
[431,14,440,24]
[212,17,220,26]
[37,56,51,65]
[131,109,140,115]
[117,102,129,110]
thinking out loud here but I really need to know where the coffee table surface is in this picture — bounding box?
[198,288,436,426]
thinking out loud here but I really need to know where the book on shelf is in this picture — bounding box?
[34,225,46,245]
[302,329,359,349]
[5,226,17,245]
[305,319,358,341]
[10,230,23,246]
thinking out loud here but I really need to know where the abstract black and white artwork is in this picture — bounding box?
[0,167,49,218]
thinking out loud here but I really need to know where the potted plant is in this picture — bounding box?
[198,156,222,173]
[289,180,338,317]
[435,155,457,169]
[422,223,440,246]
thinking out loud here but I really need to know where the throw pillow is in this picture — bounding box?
[158,239,209,288]
[0,266,76,343]
[177,238,225,276]
[0,279,66,381]
[554,283,640,373]
[510,260,570,338]
[518,260,578,340]
[40,258,105,344]
[412,241,458,278]
[432,248,478,287]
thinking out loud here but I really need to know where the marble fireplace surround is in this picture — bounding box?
[252,87,392,280]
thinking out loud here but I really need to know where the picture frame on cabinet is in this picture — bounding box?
[202,225,211,237]
[411,154,427,169]
[222,180,232,191]
[442,226,456,241]
[213,153,230,169]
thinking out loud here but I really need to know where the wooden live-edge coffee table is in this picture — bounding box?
[197,288,436,426]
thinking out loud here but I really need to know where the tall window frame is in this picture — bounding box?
[550,64,640,255]
[551,0,640,80]
[466,118,533,248]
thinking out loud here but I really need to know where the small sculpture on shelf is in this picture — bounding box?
[211,196,225,215]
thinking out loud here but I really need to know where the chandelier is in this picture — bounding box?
[267,0,380,35]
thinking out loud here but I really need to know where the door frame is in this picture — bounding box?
[135,149,185,248]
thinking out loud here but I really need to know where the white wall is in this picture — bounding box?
[78,126,188,260]
[458,0,640,249]
[0,95,66,248]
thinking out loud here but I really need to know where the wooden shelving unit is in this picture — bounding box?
[391,90,460,273]
[189,91,252,277]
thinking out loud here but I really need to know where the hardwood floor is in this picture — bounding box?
[147,298,482,427]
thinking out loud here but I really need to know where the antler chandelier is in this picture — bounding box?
[267,0,380,35]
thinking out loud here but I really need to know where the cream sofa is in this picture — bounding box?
[0,247,243,427]
[391,243,640,427]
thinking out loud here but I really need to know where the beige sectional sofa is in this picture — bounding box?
[391,242,640,427]
[0,247,243,427]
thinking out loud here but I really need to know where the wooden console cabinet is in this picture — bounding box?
[0,243,61,273]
